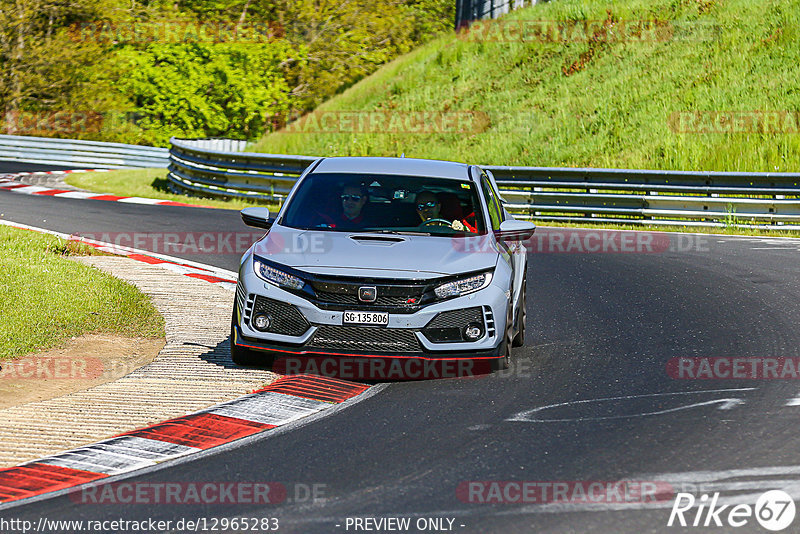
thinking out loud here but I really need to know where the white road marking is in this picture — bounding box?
[507,388,756,423]
[52,191,102,199]
[117,197,164,205]
[493,466,800,514]
[643,465,800,484]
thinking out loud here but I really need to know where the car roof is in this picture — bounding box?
[312,157,472,180]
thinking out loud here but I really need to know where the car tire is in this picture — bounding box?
[512,276,527,348]
[491,305,513,371]
[230,308,273,368]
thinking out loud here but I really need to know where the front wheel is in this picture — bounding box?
[512,276,527,348]
[491,305,513,371]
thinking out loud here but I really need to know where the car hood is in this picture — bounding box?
[252,225,499,278]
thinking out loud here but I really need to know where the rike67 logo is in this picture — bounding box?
[668,490,796,531]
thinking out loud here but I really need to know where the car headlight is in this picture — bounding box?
[434,272,492,299]
[253,259,305,290]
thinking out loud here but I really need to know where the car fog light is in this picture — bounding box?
[253,313,272,332]
[464,323,483,340]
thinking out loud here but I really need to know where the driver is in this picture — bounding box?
[416,191,477,232]
[415,191,442,223]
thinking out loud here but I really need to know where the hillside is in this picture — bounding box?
[253,0,800,172]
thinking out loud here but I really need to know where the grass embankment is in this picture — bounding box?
[253,0,800,173]
[0,226,164,360]
[65,169,279,211]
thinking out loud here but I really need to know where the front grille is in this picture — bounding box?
[309,278,427,311]
[423,307,483,343]
[307,325,422,353]
[241,292,256,323]
[252,296,310,337]
[483,306,496,338]
[313,291,357,305]
[425,307,483,329]
[236,282,247,314]
[315,291,417,307]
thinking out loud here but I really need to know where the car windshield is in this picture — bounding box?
[280,173,487,236]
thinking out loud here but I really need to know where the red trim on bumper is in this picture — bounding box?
[236,338,499,361]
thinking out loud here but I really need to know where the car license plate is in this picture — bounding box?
[343,311,389,326]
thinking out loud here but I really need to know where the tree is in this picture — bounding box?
[0,0,110,133]
[0,0,454,142]
[103,40,303,144]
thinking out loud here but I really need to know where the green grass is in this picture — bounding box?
[253,0,800,173]
[65,168,280,211]
[0,226,165,360]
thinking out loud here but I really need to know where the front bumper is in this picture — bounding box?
[234,267,510,361]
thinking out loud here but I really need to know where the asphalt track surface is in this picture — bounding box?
[0,161,78,173]
[3,177,800,533]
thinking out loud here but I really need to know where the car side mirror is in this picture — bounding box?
[494,220,536,241]
[240,207,274,230]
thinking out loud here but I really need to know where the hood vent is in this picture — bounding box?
[348,235,405,245]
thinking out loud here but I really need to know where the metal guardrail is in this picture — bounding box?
[486,166,800,228]
[168,137,317,201]
[0,134,169,169]
[168,137,800,228]
[177,138,249,153]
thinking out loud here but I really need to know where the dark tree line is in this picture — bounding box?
[0,0,453,145]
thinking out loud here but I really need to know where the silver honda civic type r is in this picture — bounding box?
[231,157,535,374]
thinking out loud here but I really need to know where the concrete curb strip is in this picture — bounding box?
[0,257,276,469]
[0,227,374,507]
[0,374,368,505]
